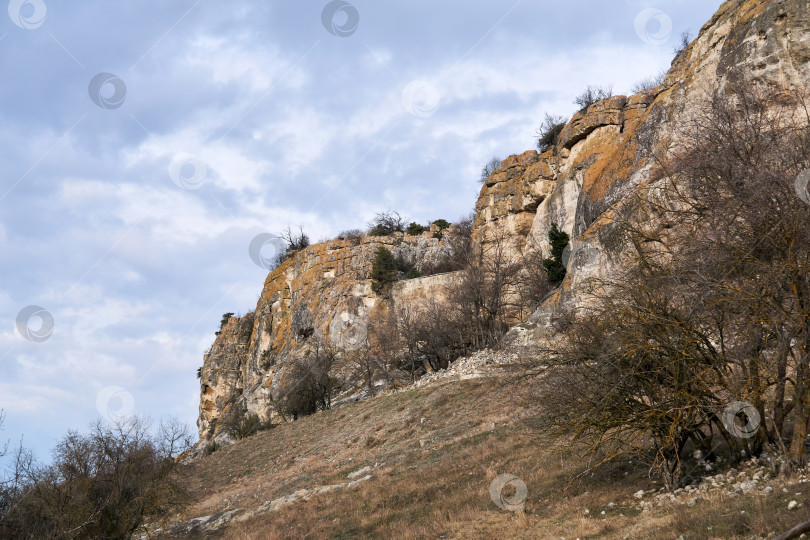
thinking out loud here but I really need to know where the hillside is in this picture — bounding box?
[165,359,810,538]
[172,0,810,537]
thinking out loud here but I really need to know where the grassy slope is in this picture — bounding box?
[175,364,810,539]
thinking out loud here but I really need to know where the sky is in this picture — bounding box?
[0,0,724,459]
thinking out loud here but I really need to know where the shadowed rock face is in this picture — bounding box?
[197,0,810,442]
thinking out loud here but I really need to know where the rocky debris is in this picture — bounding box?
[403,349,519,391]
[623,456,810,513]
[147,474,374,537]
[347,465,373,479]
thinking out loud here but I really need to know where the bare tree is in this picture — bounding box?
[479,157,501,184]
[368,211,406,236]
[537,85,810,487]
[0,416,189,539]
[157,416,193,458]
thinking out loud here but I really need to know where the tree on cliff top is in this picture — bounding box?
[479,157,501,184]
[536,114,566,151]
[369,211,406,236]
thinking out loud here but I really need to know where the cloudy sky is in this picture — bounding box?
[0,0,723,458]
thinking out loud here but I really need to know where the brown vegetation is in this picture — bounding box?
[0,416,190,539]
[537,86,810,487]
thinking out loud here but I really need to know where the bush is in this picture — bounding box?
[278,226,310,263]
[221,406,266,440]
[536,113,566,151]
[432,219,450,230]
[404,268,422,279]
[0,417,190,539]
[631,71,666,94]
[537,86,810,487]
[673,30,692,55]
[395,253,422,280]
[337,229,364,245]
[368,211,405,236]
[421,214,473,275]
[371,247,398,294]
[431,219,451,239]
[405,222,427,236]
[479,157,501,184]
[574,84,613,112]
[276,343,342,420]
[542,223,569,285]
[204,441,220,455]
[215,312,234,336]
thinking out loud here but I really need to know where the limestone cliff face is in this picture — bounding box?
[198,0,810,442]
[475,0,810,307]
[198,232,458,439]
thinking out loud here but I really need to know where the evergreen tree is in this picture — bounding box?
[371,247,398,293]
[542,223,570,285]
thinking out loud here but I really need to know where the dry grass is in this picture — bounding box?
[171,368,810,539]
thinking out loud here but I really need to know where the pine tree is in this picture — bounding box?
[542,223,570,286]
[371,247,398,294]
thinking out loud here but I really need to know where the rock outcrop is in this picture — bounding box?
[197,0,810,444]
[198,232,459,440]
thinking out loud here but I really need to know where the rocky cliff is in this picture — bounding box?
[197,0,810,444]
[198,231,459,439]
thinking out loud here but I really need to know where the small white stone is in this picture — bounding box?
[789,500,799,510]
[633,490,645,499]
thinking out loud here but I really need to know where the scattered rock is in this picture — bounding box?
[347,466,372,479]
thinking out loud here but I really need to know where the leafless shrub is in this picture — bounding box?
[631,70,666,94]
[538,86,810,487]
[536,113,567,151]
[276,342,343,420]
[337,229,365,246]
[673,30,693,56]
[0,416,190,539]
[278,226,311,264]
[514,234,553,321]
[574,84,613,112]
[368,211,406,236]
[219,405,268,440]
[420,213,474,276]
[479,157,501,184]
